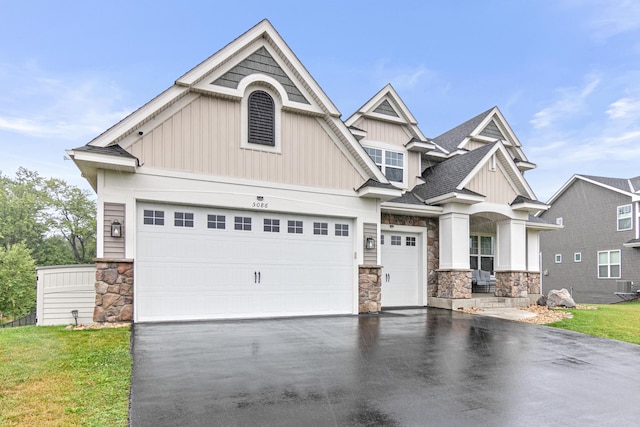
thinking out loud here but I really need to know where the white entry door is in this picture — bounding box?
[135,203,355,322]
[380,231,422,307]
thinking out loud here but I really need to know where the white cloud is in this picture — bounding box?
[587,0,640,39]
[0,62,132,140]
[530,76,600,128]
[606,97,640,119]
[374,60,433,91]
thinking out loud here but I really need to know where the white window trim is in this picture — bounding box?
[469,234,495,272]
[555,254,562,263]
[574,252,581,263]
[241,83,282,154]
[597,250,621,279]
[362,140,408,188]
[617,204,632,231]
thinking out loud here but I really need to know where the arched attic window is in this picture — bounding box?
[247,90,275,146]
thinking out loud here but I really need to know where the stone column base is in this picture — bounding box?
[359,265,382,313]
[94,259,134,323]
[495,271,528,298]
[526,272,541,294]
[436,269,472,299]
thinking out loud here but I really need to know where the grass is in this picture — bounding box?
[548,301,640,344]
[0,325,131,426]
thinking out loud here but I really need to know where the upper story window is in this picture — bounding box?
[248,90,275,146]
[363,147,404,183]
[617,204,632,231]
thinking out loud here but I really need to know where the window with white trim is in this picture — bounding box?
[288,220,303,234]
[574,252,582,262]
[598,250,621,279]
[363,147,404,183]
[406,236,416,246]
[313,222,328,235]
[390,235,401,246]
[617,204,632,231]
[234,216,251,231]
[143,210,164,226]
[207,214,225,229]
[380,235,384,245]
[335,224,349,237]
[470,235,494,273]
[263,219,280,233]
[174,212,194,228]
[555,254,562,263]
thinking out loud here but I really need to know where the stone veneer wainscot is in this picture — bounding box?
[94,259,133,322]
[359,265,382,313]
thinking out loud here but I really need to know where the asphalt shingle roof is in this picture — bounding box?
[386,191,424,205]
[356,179,400,191]
[412,143,495,201]
[580,174,640,194]
[72,144,137,159]
[432,107,494,153]
[511,195,546,206]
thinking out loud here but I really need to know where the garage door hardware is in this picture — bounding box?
[254,271,261,284]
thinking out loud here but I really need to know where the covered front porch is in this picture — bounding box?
[429,205,543,307]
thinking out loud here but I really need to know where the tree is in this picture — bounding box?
[0,243,37,319]
[44,178,97,264]
[0,168,96,266]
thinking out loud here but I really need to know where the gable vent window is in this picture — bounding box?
[248,90,275,147]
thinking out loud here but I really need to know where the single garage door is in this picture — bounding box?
[380,231,422,307]
[136,203,354,321]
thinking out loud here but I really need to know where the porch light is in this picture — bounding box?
[111,220,122,238]
[71,309,79,326]
[365,236,376,250]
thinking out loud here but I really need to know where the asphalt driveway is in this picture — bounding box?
[130,308,640,426]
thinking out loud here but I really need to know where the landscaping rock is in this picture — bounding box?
[546,288,576,308]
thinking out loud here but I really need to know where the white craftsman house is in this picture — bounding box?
[68,20,553,323]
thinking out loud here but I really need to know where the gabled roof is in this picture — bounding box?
[546,174,640,205]
[344,84,428,141]
[431,106,530,165]
[432,108,494,153]
[413,141,538,205]
[69,19,389,187]
[413,143,495,202]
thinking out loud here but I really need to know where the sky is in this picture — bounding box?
[1,0,640,201]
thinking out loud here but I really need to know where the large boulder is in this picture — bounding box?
[546,289,576,308]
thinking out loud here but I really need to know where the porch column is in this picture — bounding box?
[526,229,541,295]
[495,219,527,297]
[437,212,471,298]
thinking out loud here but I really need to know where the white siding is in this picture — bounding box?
[36,265,96,326]
[466,161,517,204]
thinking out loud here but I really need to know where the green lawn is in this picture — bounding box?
[548,301,640,344]
[0,325,131,427]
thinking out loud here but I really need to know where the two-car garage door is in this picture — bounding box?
[135,203,354,322]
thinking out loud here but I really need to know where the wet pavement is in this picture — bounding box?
[130,308,640,426]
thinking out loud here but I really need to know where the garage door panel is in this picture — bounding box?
[136,203,354,321]
[381,231,421,307]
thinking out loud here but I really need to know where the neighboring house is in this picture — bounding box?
[539,174,640,303]
[68,20,554,323]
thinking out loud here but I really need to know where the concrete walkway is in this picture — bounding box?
[130,308,640,426]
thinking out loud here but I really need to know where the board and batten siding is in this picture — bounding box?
[363,222,378,265]
[127,95,364,190]
[36,265,96,325]
[104,202,125,259]
[466,161,517,204]
[352,117,411,147]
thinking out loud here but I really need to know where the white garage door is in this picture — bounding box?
[135,203,354,322]
[381,231,422,307]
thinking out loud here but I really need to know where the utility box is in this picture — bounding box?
[616,280,635,293]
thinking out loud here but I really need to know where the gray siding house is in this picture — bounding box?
[539,175,640,303]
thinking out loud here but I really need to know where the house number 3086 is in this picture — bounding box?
[252,202,269,209]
